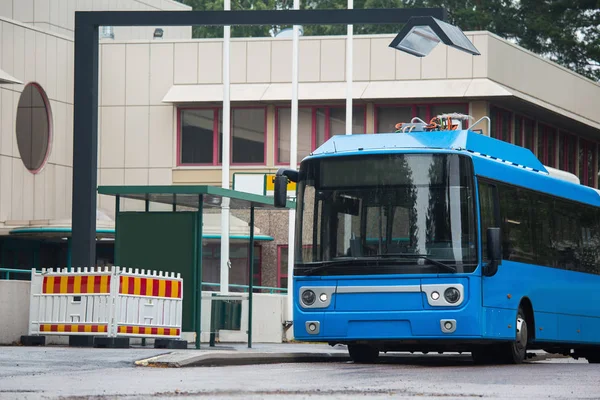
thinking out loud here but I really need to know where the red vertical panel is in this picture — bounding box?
[94,276,101,293]
[81,276,88,293]
[67,276,74,293]
[53,277,61,293]
[92,325,99,333]
[139,278,146,296]
[177,281,182,298]
[152,279,160,297]
[128,277,135,295]
[165,281,172,298]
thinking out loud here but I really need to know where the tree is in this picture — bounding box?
[515,0,600,82]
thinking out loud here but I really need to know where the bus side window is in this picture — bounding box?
[498,185,534,263]
[479,182,498,263]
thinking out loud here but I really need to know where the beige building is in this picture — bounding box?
[2,1,600,290]
[0,0,190,279]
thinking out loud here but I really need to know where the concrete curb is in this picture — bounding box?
[136,351,351,368]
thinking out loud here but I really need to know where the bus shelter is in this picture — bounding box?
[97,185,294,349]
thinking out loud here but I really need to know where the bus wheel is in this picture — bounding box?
[348,344,379,363]
[502,306,528,364]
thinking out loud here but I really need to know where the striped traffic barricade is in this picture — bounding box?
[26,267,115,343]
[114,269,183,341]
[22,266,185,349]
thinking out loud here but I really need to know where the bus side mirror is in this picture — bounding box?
[484,227,501,276]
[273,175,289,208]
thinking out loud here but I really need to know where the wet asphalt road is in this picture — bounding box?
[0,346,599,399]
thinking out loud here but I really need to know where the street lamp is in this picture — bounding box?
[389,16,480,57]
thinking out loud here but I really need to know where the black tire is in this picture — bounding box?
[348,344,379,363]
[499,306,529,364]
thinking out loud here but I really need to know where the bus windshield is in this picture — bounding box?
[294,153,478,275]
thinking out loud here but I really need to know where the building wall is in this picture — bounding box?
[0,0,191,40]
[0,17,73,223]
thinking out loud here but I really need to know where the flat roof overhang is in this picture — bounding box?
[97,185,295,210]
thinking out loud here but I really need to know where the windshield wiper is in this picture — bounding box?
[302,257,381,276]
[379,253,457,273]
[301,255,458,275]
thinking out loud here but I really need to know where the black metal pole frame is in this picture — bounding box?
[71,8,447,268]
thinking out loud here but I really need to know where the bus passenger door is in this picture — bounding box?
[479,180,514,339]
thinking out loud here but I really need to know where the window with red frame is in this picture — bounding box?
[559,131,577,174]
[179,107,266,166]
[277,245,289,289]
[374,103,468,133]
[490,106,512,143]
[537,124,557,167]
[579,138,597,188]
[201,243,262,292]
[276,105,366,165]
[514,115,535,153]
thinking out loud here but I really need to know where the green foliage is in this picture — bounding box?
[175,0,600,81]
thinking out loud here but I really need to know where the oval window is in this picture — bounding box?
[15,83,52,173]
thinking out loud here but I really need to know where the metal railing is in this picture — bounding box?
[0,268,33,280]
[202,282,287,294]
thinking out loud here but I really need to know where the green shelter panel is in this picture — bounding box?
[115,212,197,332]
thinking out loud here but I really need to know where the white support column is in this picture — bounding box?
[343,0,354,252]
[287,0,300,320]
[220,0,232,294]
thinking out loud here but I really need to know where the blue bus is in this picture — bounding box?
[273,119,600,364]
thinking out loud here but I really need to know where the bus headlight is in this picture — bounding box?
[301,290,316,306]
[444,287,461,304]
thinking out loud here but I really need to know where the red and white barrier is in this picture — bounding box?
[27,267,183,340]
[114,268,183,339]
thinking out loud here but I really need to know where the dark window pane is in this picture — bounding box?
[280,277,288,289]
[315,108,326,146]
[276,108,312,164]
[559,132,566,171]
[515,117,523,147]
[490,106,512,142]
[180,109,215,164]
[430,104,468,124]
[16,83,51,172]
[329,107,365,136]
[416,106,428,122]
[532,193,554,267]
[547,128,556,167]
[479,183,497,263]
[553,199,580,272]
[587,144,595,187]
[499,185,533,263]
[232,108,265,164]
[376,106,412,133]
[523,118,534,153]
[569,135,577,174]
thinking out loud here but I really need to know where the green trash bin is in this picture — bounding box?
[209,294,242,346]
